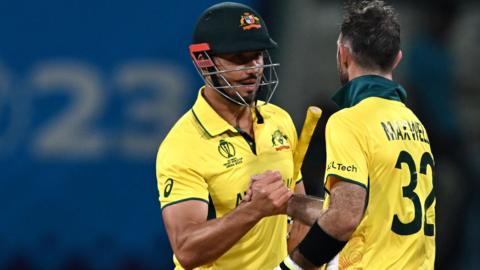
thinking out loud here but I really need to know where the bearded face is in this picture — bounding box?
[210,51,264,106]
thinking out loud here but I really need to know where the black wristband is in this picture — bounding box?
[279,261,290,270]
[298,222,347,266]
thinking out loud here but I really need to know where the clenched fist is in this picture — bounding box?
[242,170,292,218]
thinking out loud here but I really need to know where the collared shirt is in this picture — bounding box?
[156,87,301,270]
[323,75,435,269]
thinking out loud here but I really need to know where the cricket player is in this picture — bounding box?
[156,2,308,269]
[271,1,436,269]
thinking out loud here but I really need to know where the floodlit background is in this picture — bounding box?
[0,0,478,269]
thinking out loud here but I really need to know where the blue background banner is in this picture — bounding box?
[0,0,256,268]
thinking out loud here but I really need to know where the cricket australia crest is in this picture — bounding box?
[272,129,290,151]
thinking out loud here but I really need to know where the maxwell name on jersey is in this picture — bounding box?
[380,120,430,144]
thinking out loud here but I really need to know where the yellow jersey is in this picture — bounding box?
[156,88,302,269]
[323,75,435,269]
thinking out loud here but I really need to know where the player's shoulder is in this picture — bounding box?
[164,109,196,135]
[157,110,202,157]
[260,102,293,122]
[327,108,354,125]
[326,107,369,138]
[328,97,382,126]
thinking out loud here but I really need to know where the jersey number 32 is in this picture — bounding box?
[391,151,435,236]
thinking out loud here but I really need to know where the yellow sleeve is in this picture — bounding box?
[156,138,209,209]
[324,113,368,192]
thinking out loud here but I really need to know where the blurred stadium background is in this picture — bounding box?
[0,0,478,269]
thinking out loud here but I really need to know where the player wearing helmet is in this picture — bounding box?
[156,2,308,269]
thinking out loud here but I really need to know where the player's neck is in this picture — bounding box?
[203,87,254,134]
[348,64,393,81]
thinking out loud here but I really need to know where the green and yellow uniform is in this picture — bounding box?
[156,87,302,269]
[323,75,435,269]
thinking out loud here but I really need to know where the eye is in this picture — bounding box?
[219,51,263,65]
[251,52,263,61]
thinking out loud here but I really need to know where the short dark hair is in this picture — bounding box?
[340,0,400,71]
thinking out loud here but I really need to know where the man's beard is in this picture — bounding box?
[216,75,259,106]
[229,89,256,105]
[242,92,256,104]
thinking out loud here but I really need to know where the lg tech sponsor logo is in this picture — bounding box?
[327,161,358,173]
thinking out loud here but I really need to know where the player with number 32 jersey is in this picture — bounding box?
[323,75,435,269]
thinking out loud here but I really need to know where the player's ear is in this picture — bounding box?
[338,43,351,70]
[337,38,353,69]
[392,50,402,70]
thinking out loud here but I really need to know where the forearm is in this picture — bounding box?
[284,216,349,270]
[286,208,349,269]
[318,207,357,241]
[174,204,260,268]
[317,181,366,241]
[287,219,310,253]
[278,180,366,269]
[287,194,324,226]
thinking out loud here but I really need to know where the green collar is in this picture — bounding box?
[332,75,407,109]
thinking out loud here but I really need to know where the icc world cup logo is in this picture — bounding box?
[218,139,236,159]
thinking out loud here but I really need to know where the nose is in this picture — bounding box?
[246,57,263,75]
